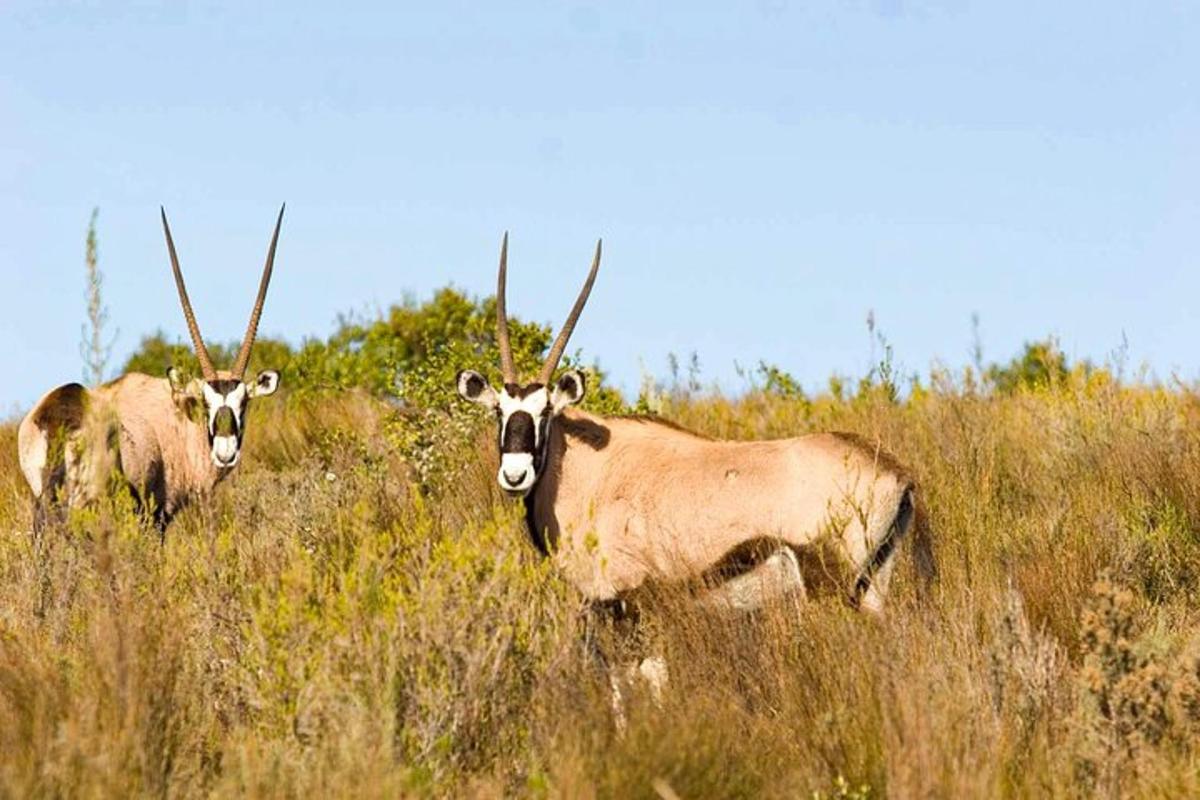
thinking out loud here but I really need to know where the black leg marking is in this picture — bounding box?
[581,602,613,677]
[853,487,914,605]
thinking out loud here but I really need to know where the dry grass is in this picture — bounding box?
[3,370,1200,798]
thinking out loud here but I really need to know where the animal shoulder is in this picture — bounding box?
[609,413,714,439]
[559,412,713,450]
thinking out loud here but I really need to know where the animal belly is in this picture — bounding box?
[551,478,850,599]
[554,510,779,598]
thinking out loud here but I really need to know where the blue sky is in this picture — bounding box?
[2,1,1197,413]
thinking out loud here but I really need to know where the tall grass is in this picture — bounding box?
[2,365,1200,797]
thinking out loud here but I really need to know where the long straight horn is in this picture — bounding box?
[496,231,517,384]
[161,207,217,381]
[538,239,601,386]
[232,204,285,379]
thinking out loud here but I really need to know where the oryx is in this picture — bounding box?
[455,235,934,707]
[18,206,286,532]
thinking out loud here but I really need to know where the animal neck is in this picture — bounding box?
[524,409,610,557]
[85,374,231,519]
[165,392,227,494]
[524,415,568,556]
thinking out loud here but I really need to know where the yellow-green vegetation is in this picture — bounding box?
[4,320,1200,797]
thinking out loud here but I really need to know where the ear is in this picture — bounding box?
[550,369,586,413]
[249,369,280,398]
[167,366,200,399]
[456,369,498,409]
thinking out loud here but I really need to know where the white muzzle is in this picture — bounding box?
[498,453,535,494]
[212,435,240,468]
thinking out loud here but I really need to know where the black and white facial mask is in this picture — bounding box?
[456,369,585,496]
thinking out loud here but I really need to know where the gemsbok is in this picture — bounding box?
[455,235,934,700]
[18,206,286,533]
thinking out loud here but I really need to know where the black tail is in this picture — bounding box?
[852,486,936,605]
[909,488,938,592]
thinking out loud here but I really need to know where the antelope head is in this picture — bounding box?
[160,206,284,469]
[457,234,601,496]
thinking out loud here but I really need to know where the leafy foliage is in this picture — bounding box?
[756,360,806,400]
[123,332,295,383]
[289,289,552,395]
[122,287,622,404]
[122,288,628,491]
[986,337,1080,394]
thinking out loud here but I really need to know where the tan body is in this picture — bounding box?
[460,234,932,723]
[529,411,921,612]
[18,205,287,532]
[19,374,227,527]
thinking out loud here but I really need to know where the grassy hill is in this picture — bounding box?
[2,311,1200,797]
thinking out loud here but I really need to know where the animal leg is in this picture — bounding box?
[581,599,631,733]
[131,485,172,542]
[583,597,671,731]
[607,553,811,712]
[853,487,916,614]
[30,474,70,620]
[697,546,806,613]
[31,498,55,620]
[628,654,669,707]
[154,510,172,543]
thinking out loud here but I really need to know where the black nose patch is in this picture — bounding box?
[502,411,535,454]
